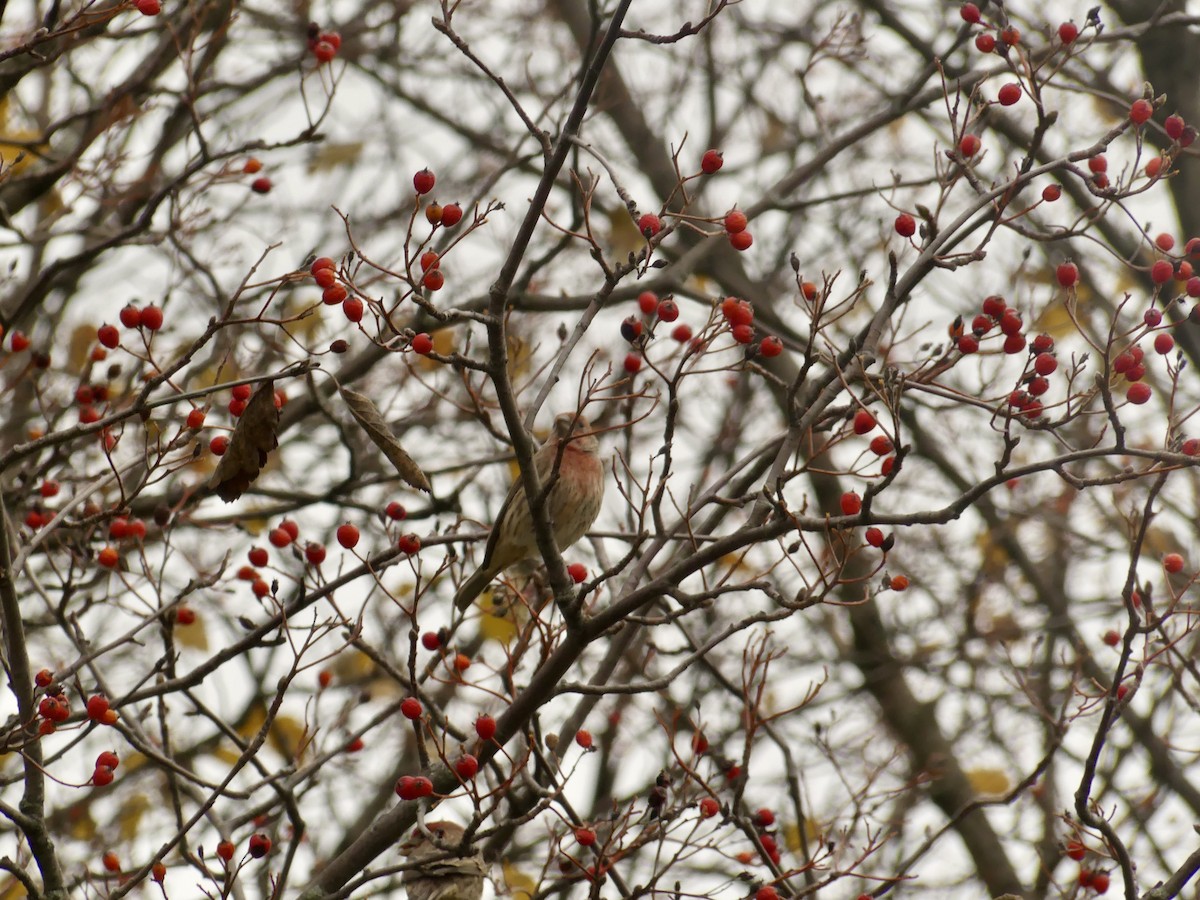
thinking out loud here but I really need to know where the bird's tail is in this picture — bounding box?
[454,565,498,611]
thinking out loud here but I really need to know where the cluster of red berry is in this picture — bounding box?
[306,23,342,65]
[311,256,364,323]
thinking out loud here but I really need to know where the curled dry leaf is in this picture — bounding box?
[339,388,431,493]
[208,381,280,502]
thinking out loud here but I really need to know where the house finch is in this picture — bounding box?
[454,413,604,610]
[400,821,486,900]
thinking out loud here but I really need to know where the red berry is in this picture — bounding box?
[342,297,364,322]
[186,408,206,430]
[637,291,659,315]
[420,250,439,271]
[455,754,479,779]
[1155,233,1176,252]
[755,886,779,900]
[97,546,119,568]
[1065,839,1086,861]
[894,213,916,237]
[413,168,436,194]
[1151,260,1174,284]
[92,765,115,786]
[35,669,52,687]
[102,851,121,872]
[411,333,434,355]
[216,841,235,862]
[637,213,662,238]
[311,257,335,276]
[853,409,876,434]
[959,134,981,157]
[657,299,679,322]
[1056,262,1079,288]
[398,533,421,555]
[721,297,754,326]
[1166,115,1186,141]
[1164,552,1185,574]
[336,523,359,549]
[1182,438,1200,456]
[1089,155,1108,174]
[960,3,981,23]
[890,575,909,591]
[421,631,441,651]
[248,546,268,567]
[268,528,292,548]
[1130,99,1154,125]
[1146,157,1164,179]
[1033,353,1057,376]
[975,33,995,52]
[209,435,229,456]
[150,861,166,882]
[119,305,142,328]
[251,578,270,598]
[575,827,596,846]
[671,324,693,342]
[729,230,753,251]
[248,833,271,858]
[999,26,1020,45]
[575,729,593,749]
[1003,333,1026,354]
[699,797,719,818]
[97,324,120,349]
[400,697,423,720]
[567,562,587,583]
[1092,872,1110,893]
[1103,629,1120,647]
[135,0,161,14]
[997,83,1021,106]
[86,694,110,720]
[865,527,885,548]
[475,714,497,740]
[385,501,407,520]
[621,316,644,343]
[840,491,862,516]
[440,203,463,227]
[1058,22,1079,44]
[623,353,642,374]
[759,336,783,357]
[304,542,326,565]
[243,158,262,175]
[753,808,776,828]
[1042,184,1062,202]
[250,177,272,194]
[1154,333,1175,354]
[312,40,336,62]
[701,149,724,174]
[982,295,1006,318]
[1126,382,1152,404]
[423,269,445,291]
[723,210,747,234]
[322,284,347,305]
[869,435,893,456]
[731,323,754,344]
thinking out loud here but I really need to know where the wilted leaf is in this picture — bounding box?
[340,388,431,492]
[502,861,537,900]
[209,381,279,502]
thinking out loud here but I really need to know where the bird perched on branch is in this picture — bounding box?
[400,821,487,900]
[454,413,605,611]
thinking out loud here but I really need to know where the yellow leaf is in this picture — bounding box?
[606,207,647,260]
[502,861,537,900]
[414,329,457,373]
[783,818,821,852]
[0,877,28,899]
[332,650,378,683]
[68,325,97,372]
[306,141,364,173]
[174,613,209,650]
[117,793,149,842]
[966,767,1011,797]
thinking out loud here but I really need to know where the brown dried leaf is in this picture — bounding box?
[209,381,279,502]
[340,388,430,493]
